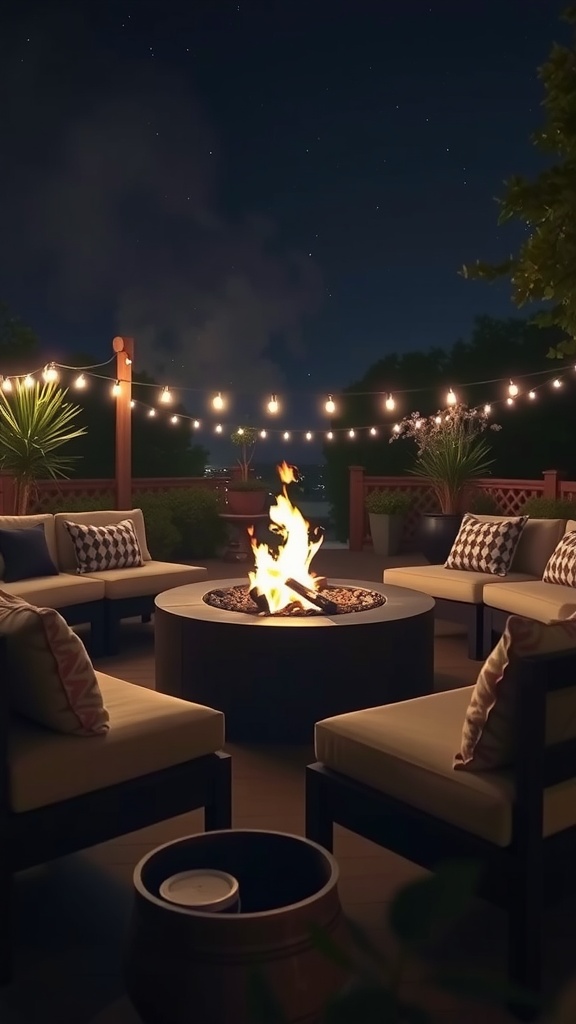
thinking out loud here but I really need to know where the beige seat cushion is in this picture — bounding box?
[383,564,535,604]
[54,509,151,570]
[9,673,225,812]
[315,688,576,847]
[0,514,58,572]
[483,580,576,621]
[79,561,207,600]
[0,572,105,607]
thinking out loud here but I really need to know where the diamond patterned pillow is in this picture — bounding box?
[64,518,144,574]
[543,529,576,587]
[445,513,527,576]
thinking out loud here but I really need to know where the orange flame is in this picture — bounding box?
[248,462,324,612]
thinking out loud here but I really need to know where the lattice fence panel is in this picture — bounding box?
[363,479,437,547]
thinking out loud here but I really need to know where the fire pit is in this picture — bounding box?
[154,464,435,742]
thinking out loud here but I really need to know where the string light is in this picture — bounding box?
[171,415,179,424]
[348,429,355,438]
[215,423,223,433]
[267,394,279,414]
[112,380,121,397]
[237,427,244,435]
[484,403,491,414]
[125,356,132,366]
[508,380,519,398]
[326,431,333,440]
[385,394,395,411]
[528,391,536,400]
[130,400,135,408]
[283,431,290,440]
[74,373,86,388]
[553,379,562,388]
[434,415,442,424]
[192,419,200,428]
[446,388,457,406]
[259,429,267,439]
[370,426,377,436]
[23,374,34,388]
[392,423,400,433]
[148,408,156,417]
[1,377,12,392]
[42,362,59,383]
[305,431,313,440]
[506,397,514,406]
[160,386,172,403]
[325,395,336,414]
[212,392,224,410]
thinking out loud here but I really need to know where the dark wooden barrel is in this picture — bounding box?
[124,830,346,1024]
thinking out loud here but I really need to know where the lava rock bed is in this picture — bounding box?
[204,584,387,617]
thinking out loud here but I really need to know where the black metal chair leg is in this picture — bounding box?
[305,766,334,852]
[204,753,233,831]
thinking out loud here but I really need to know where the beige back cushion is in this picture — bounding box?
[565,520,576,535]
[473,515,566,577]
[54,509,151,570]
[0,514,58,579]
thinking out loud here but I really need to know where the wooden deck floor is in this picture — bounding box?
[1,549,573,1023]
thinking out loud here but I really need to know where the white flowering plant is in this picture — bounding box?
[390,404,501,514]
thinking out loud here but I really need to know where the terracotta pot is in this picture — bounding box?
[124,830,346,1024]
[417,512,463,563]
[227,488,267,515]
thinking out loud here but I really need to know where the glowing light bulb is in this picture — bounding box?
[259,429,267,439]
[528,391,536,400]
[237,427,244,435]
[484,403,491,415]
[215,423,223,433]
[112,380,121,397]
[125,356,132,366]
[385,394,395,411]
[74,373,86,389]
[171,415,179,424]
[283,431,290,440]
[370,426,377,436]
[506,397,514,406]
[1,377,12,392]
[193,419,200,428]
[446,388,457,406]
[148,408,156,417]
[326,431,333,440]
[130,400,135,408]
[392,423,400,433]
[415,419,423,429]
[23,374,34,388]
[553,378,562,388]
[160,386,172,403]
[267,394,279,414]
[508,380,519,398]
[325,395,336,414]
[348,429,355,438]
[305,431,313,440]
[212,392,224,410]
[42,362,58,383]
[434,415,442,424]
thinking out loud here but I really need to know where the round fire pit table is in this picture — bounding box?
[155,579,435,743]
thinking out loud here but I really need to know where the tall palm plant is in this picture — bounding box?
[0,381,86,514]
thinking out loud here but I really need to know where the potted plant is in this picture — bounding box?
[391,404,500,562]
[0,380,86,514]
[227,426,268,515]
[365,488,412,556]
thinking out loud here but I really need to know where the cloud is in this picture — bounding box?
[1,34,323,394]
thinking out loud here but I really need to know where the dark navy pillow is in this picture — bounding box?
[0,523,59,583]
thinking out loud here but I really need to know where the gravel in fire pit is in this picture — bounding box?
[204,584,387,617]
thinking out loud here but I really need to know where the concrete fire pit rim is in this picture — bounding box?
[154,579,434,627]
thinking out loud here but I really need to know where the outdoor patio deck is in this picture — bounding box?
[2,547,574,1024]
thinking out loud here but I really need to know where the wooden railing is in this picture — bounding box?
[349,467,572,551]
[0,475,231,514]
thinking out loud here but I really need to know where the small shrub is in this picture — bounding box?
[365,489,413,515]
[467,490,502,515]
[162,488,227,558]
[136,494,182,560]
[43,492,116,514]
[227,478,269,492]
[521,496,576,519]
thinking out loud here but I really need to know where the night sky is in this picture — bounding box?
[0,0,568,440]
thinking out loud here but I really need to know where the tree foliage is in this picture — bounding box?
[461,6,576,357]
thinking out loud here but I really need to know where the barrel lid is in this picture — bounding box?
[159,869,239,910]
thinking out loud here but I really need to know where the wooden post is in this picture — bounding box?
[542,469,560,500]
[113,336,134,510]
[348,466,365,551]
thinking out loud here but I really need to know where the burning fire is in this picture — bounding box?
[248,462,324,613]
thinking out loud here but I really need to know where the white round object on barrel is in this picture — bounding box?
[159,870,239,912]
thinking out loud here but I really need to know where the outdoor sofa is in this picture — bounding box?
[383,515,576,659]
[0,509,206,654]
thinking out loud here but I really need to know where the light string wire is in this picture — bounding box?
[0,355,573,440]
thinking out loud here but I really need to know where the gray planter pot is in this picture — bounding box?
[368,512,404,555]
